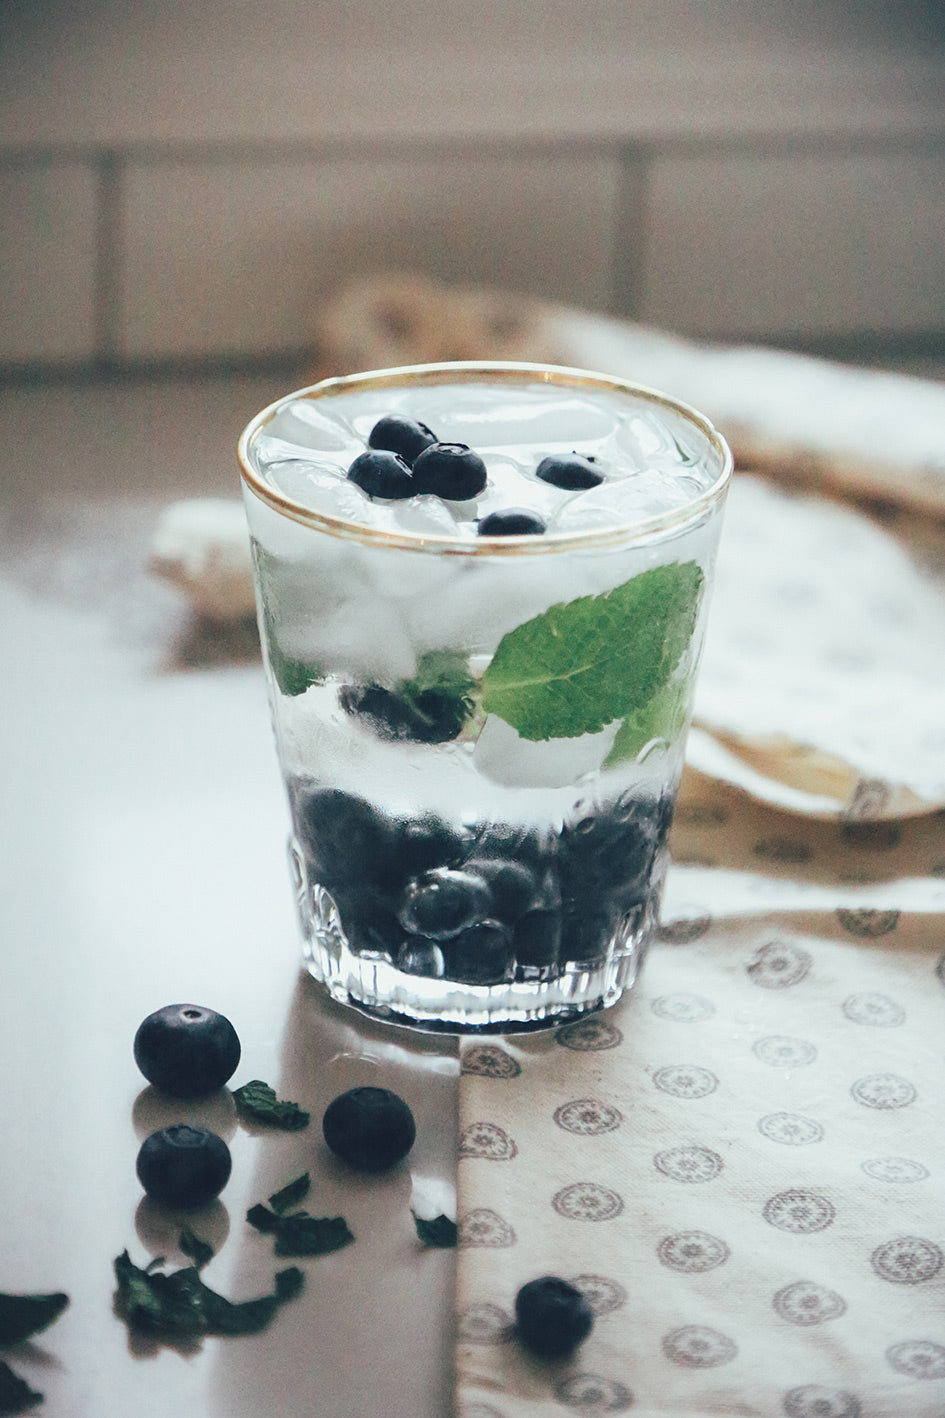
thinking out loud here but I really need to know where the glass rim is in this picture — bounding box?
[237,360,733,557]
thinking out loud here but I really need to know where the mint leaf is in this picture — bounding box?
[233,1080,310,1131]
[268,1172,311,1215]
[178,1229,214,1270]
[272,1215,354,1258]
[252,544,324,697]
[412,1212,457,1248]
[0,1360,42,1413]
[0,1291,69,1346]
[261,608,323,697]
[112,1250,304,1342]
[247,1203,354,1257]
[480,561,703,741]
[246,1203,282,1235]
[603,676,692,768]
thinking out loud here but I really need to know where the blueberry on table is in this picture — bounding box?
[368,415,437,466]
[322,1087,416,1171]
[134,1003,241,1097]
[514,1275,594,1358]
[347,449,415,500]
[412,442,488,500]
[477,509,547,536]
[535,453,603,490]
[136,1125,232,1210]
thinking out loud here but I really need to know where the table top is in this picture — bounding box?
[4,363,944,1418]
[0,372,457,1418]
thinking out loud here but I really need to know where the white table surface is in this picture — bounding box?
[1,372,457,1418]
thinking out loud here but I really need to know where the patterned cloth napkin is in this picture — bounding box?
[452,342,945,1414]
[455,775,945,1417]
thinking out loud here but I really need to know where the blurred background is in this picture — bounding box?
[2,0,944,386]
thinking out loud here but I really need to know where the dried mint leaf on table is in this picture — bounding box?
[246,1204,354,1258]
[178,1229,214,1270]
[0,1360,42,1414]
[232,1080,310,1130]
[267,1172,311,1215]
[0,1291,70,1346]
[112,1250,304,1341]
[412,1212,458,1248]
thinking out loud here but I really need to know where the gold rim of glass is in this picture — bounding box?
[237,360,733,556]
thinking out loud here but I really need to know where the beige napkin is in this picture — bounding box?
[455,773,945,1417]
[689,474,945,820]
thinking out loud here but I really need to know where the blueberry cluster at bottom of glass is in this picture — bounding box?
[289,781,673,987]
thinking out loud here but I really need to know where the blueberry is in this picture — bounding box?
[558,797,664,903]
[347,449,415,500]
[477,509,546,536]
[398,868,493,939]
[292,787,395,896]
[412,442,487,499]
[440,919,515,985]
[391,814,472,882]
[343,894,403,958]
[322,1086,416,1171]
[535,453,603,490]
[560,907,619,967]
[136,1125,232,1210]
[463,857,538,925]
[133,1004,241,1097]
[514,1276,594,1358]
[368,415,437,466]
[396,938,445,978]
[339,682,469,744]
[513,906,562,971]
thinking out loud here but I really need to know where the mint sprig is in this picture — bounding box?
[480,561,703,742]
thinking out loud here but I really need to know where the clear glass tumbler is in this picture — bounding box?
[238,362,731,1032]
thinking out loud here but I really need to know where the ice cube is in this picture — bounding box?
[413,384,619,449]
[389,494,464,538]
[473,713,619,787]
[548,472,693,533]
[263,458,349,507]
[266,399,362,452]
[289,595,418,684]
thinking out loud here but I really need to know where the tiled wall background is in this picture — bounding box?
[2,1,944,374]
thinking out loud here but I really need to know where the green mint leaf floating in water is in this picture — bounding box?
[481,561,703,741]
[603,676,693,768]
[178,1229,214,1270]
[268,1171,311,1215]
[412,1212,458,1248]
[262,611,324,698]
[112,1250,304,1341]
[0,1291,69,1346]
[232,1080,310,1131]
[0,1360,42,1414]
